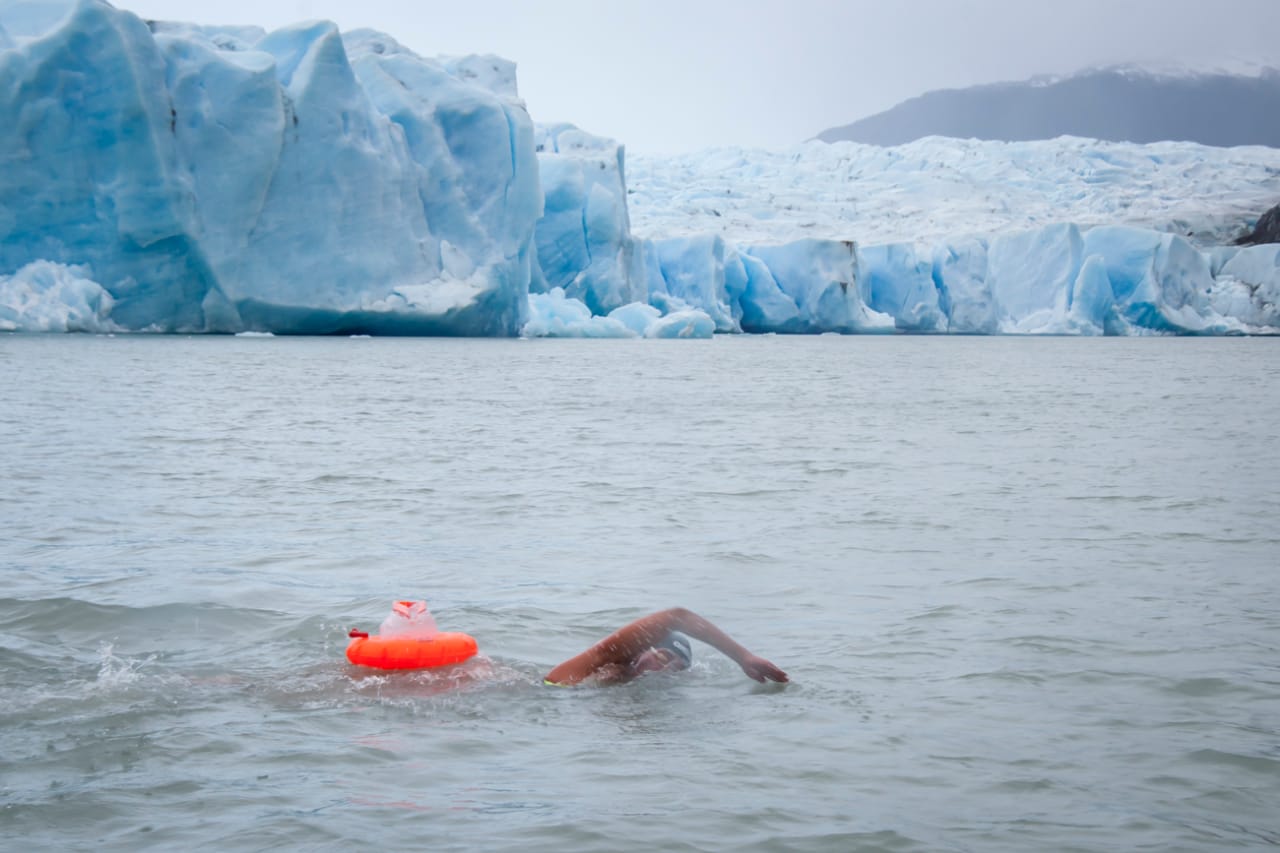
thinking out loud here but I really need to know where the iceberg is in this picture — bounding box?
[522,288,715,339]
[523,288,634,338]
[0,0,540,334]
[2,1,1280,336]
[0,261,118,333]
[645,308,717,339]
[532,124,645,316]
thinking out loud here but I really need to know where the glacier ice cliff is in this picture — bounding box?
[2,1,1279,336]
[1,0,541,334]
[531,123,645,316]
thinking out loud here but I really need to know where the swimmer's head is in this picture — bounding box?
[658,632,692,668]
[631,631,693,675]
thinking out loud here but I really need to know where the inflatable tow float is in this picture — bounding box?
[346,600,478,670]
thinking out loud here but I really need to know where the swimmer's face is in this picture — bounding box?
[631,647,689,675]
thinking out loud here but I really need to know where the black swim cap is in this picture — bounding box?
[657,632,692,667]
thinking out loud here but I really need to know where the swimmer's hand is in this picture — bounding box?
[740,654,788,683]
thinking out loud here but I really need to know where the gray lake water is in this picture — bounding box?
[2,334,1278,852]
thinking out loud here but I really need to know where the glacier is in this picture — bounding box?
[2,1,1280,337]
[1,0,541,335]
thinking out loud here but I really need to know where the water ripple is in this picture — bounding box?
[2,335,1279,851]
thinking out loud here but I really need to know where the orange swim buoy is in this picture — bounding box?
[346,630,478,670]
[346,600,478,670]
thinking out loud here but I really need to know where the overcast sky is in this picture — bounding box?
[117,0,1280,154]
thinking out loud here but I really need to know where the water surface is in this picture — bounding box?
[2,335,1278,851]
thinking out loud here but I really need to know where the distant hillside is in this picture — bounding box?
[816,67,1280,148]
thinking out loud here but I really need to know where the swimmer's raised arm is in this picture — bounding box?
[543,607,788,686]
[658,607,789,683]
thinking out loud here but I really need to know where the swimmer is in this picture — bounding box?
[544,607,788,686]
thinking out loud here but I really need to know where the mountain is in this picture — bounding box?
[816,67,1280,148]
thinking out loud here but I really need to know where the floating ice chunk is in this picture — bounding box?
[522,289,709,338]
[0,261,118,333]
[523,288,636,338]
[607,301,661,336]
[645,309,715,339]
